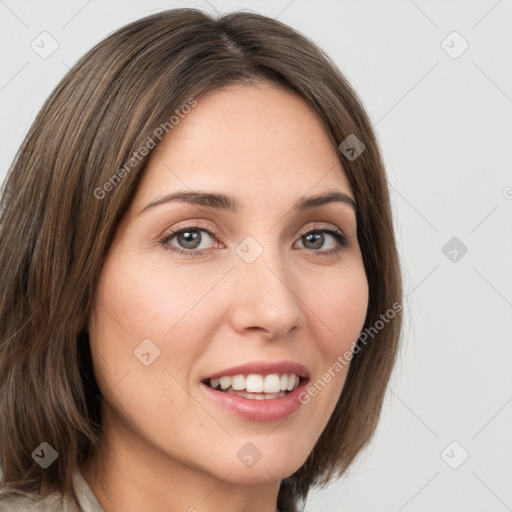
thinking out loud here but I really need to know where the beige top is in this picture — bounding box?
[0,470,104,511]
[0,472,283,511]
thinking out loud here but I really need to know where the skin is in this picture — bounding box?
[81,81,369,512]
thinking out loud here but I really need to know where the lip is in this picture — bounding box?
[201,361,310,381]
[200,377,309,422]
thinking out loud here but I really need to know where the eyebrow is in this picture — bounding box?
[139,189,357,215]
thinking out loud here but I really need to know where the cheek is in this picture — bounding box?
[299,263,368,414]
[86,256,219,446]
[87,254,229,389]
[93,253,223,338]
[312,263,369,356]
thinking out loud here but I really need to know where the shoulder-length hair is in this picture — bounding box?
[0,8,402,512]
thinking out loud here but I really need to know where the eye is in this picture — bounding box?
[294,225,348,255]
[159,223,221,257]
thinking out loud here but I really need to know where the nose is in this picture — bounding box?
[228,241,305,340]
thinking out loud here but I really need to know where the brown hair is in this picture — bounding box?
[0,8,402,511]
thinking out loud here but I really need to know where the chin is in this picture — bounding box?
[207,444,308,484]
[222,462,301,485]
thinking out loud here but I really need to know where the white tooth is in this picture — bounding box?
[210,377,220,389]
[219,376,232,390]
[254,394,265,400]
[286,373,296,391]
[263,374,281,393]
[293,375,299,390]
[279,374,288,392]
[231,374,246,391]
[245,374,264,393]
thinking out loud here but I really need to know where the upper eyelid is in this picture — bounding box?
[297,223,345,235]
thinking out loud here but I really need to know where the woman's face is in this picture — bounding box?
[88,82,369,484]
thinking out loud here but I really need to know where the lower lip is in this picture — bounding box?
[200,380,308,422]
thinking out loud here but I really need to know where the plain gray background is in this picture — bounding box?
[1,1,511,511]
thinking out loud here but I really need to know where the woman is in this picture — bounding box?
[0,8,402,512]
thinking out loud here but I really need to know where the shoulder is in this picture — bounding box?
[0,490,78,512]
[0,469,103,512]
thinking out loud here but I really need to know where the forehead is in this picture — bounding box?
[133,82,353,211]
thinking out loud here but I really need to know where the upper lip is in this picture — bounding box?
[201,361,310,381]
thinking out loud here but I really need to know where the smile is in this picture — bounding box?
[200,361,310,422]
[205,373,301,400]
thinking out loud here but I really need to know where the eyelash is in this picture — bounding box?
[158,222,349,259]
